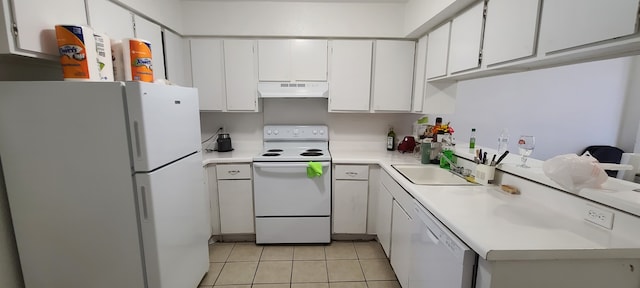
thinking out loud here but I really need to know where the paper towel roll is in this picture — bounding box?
[93,32,114,81]
[55,25,100,81]
[121,38,154,83]
[111,40,125,81]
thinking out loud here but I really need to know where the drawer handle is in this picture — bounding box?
[346,171,359,176]
[228,170,240,175]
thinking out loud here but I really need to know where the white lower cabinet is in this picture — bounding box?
[379,169,414,287]
[333,165,369,234]
[390,200,412,288]
[216,164,254,234]
[376,182,393,257]
[333,181,368,234]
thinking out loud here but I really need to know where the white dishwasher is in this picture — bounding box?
[410,200,477,288]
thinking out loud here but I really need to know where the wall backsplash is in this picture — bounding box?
[200,98,421,149]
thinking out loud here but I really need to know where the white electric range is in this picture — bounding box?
[252,125,332,244]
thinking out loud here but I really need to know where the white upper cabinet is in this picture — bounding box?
[483,0,541,66]
[4,0,87,57]
[372,40,415,112]
[258,39,327,81]
[425,22,451,79]
[224,39,259,111]
[258,39,289,81]
[190,39,225,111]
[86,0,134,41]
[190,39,258,112]
[164,30,192,87]
[448,1,485,74]
[412,35,427,112]
[328,40,373,112]
[415,32,457,114]
[540,0,640,53]
[291,39,328,81]
[133,15,165,81]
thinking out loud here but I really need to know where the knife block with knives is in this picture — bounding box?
[473,150,510,185]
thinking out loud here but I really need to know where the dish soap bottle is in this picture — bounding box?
[469,128,476,149]
[387,127,396,151]
[497,128,509,154]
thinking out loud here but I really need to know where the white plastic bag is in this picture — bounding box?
[542,152,609,191]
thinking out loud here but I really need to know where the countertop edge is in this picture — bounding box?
[200,148,640,261]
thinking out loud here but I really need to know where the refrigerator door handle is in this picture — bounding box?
[139,186,149,220]
[133,120,142,158]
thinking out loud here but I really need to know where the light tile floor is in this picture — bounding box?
[199,240,401,288]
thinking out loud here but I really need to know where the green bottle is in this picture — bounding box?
[469,128,476,149]
[387,128,396,151]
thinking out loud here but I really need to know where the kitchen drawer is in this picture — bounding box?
[216,164,252,180]
[335,165,369,180]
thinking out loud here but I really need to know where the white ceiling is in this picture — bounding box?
[181,0,409,3]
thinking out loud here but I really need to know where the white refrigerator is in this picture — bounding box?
[0,81,210,288]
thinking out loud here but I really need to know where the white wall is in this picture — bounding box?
[114,0,183,33]
[443,57,631,160]
[619,56,640,153]
[403,0,475,37]
[199,99,419,151]
[181,1,405,38]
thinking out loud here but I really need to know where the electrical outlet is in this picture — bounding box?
[583,204,614,229]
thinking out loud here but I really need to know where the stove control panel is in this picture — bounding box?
[264,125,329,141]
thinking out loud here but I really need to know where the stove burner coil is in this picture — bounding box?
[305,148,322,152]
[300,152,323,156]
[262,153,281,156]
[267,149,283,152]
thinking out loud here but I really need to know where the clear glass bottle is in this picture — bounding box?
[497,128,509,154]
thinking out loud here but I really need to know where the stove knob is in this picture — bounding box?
[319,130,325,135]
[274,130,279,135]
[293,128,299,136]
[312,130,317,135]
[267,129,272,135]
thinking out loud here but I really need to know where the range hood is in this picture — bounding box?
[258,82,329,98]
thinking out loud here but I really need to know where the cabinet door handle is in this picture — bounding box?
[346,171,358,176]
[228,170,240,175]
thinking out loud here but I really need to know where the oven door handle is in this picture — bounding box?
[253,162,330,169]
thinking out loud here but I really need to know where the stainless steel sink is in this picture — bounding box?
[392,164,476,185]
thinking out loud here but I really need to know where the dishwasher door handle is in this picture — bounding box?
[423,223,440,243]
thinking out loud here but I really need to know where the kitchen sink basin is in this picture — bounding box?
[391,164,476,185]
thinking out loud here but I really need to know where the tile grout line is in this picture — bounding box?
[212,242,234,287]
[250,244,265,286]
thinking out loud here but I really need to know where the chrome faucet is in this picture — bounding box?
[439,152,466,176]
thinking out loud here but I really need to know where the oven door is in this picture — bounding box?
[253,161,331,216]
